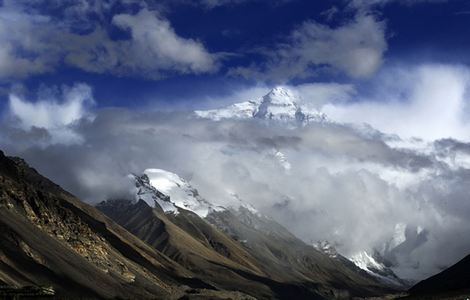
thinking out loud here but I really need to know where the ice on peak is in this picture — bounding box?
[262,86,298,106]
[131,173,179,214]
[195,86,328,124]
[350,251,385,272]
[194,100,259,121]
[254,86,300,120]
[349,250,406,287]
[144,169,186,194]
[270,86,294,95]
[130,169,228,218]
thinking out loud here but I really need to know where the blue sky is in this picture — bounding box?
[1,0,470,111]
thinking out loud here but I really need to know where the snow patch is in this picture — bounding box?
[350,251,385,272]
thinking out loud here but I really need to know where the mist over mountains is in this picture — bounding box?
[3,82,470,284]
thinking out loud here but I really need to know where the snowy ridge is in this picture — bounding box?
[131,169,225,217]
[195,86,328,124]
[350,251,405,287]
[132,169,266,218]
[350,251,385,272]
[195,100,259,121]
[131,173,179,214]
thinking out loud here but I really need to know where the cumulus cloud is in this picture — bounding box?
[231,13,387,80]
[323,64,470,141]
[111,9,217,75]
[0,1,217,80]
[1,81,469,282]
[7,83,94,145]
[0,2,59,79]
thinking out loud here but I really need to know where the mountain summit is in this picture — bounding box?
[195,86,328,124]
[131,169,224,217]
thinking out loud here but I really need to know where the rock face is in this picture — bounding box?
[98,169,395,299]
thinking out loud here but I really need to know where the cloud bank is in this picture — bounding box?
[7,83,94,145]
[324,64,470,141]
[2,64,470,282]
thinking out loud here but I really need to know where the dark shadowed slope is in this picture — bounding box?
[407,254,470,299]
[207,206,394,298]
[98,185,394,299]
[98,199,325,299]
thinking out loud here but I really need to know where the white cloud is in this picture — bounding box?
[3,90,470,281]
[112,9,217,75]
[293,82,355,109]
[0,2,217,80]
[323,64,470,141]
[232,14,387,80]
[9,83,94,144]
[0,3,58,79]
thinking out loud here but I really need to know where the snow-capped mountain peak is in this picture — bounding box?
[131,173,178,214]
[253,87,299,120]
[195,86,328,124]
[131,169,224,217]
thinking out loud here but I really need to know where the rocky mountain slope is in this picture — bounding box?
[0,150,255,299]
[98,169,395,299]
